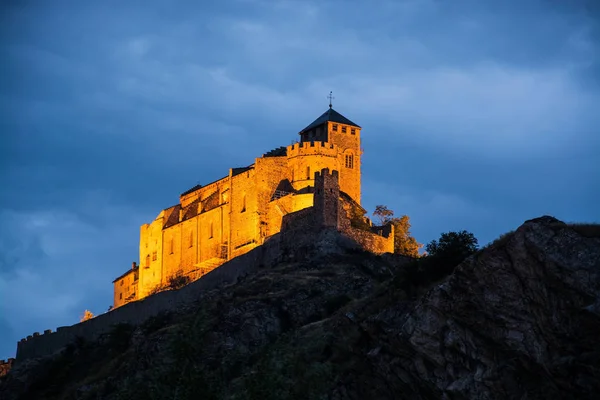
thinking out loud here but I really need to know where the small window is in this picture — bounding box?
[241,194,246,213]
[341,126,347,133]
[189,231,193,248]
[169,239,174,254]
[120,280,124,286]
[152,251,157,261]
[345,154,354,169]
[306,166,311,180]
[209,222,214,239]
[119,293,123,300]
[332,124,338,132]
[351,128,356,135]
[146,254,150,267]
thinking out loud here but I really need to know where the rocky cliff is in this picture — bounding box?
[1,216,599,399]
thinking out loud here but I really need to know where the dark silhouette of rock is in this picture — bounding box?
[1,216,599,400]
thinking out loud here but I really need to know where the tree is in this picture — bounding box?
[80,310,94,322]
[373,206,422,257]
[390,215,423,257]
[373,205,394,226]
[425,230,478,261]
[349,204,371,231]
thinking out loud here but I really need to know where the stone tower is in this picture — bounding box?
[314,168,340,228]
[297,105,362,204]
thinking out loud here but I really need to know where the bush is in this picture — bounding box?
[426,230,478,261]
[168,272,191,290]
[80,310,94,322]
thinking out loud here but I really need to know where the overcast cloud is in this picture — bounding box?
[1,0,599,358]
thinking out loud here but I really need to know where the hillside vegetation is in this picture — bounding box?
[1,216,599,400]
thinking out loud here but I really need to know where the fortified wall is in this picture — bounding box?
[112,106,366,309]
[15,168,394,364]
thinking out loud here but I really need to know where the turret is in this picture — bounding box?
[314,168,340,228]
[296,101,362,203]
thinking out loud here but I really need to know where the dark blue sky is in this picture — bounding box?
[1,0,599,359]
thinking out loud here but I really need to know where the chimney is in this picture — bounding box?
[132,262,137,270]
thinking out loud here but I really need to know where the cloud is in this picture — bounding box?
[0,199,148,357]
[1,0,599,360]
[324,65,599,158]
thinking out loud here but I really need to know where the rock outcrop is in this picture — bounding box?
[333,215,600,399]
[1,216,599,400]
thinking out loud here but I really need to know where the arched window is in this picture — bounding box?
[345,154,354,169]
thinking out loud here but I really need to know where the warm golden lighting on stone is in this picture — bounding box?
[112,107,391,309]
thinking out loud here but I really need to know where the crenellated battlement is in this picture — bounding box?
[286,141,338,158]
[314,167,340,181]
[18,329,55,345]
[8,105,399,368]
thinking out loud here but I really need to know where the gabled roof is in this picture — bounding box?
[112,265,138,283]
[300,107,361,134]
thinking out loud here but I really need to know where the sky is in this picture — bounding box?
[1,0,599,359]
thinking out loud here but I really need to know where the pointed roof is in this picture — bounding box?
[299,107,361,134]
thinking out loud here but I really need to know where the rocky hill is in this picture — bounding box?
[1,216,599,399]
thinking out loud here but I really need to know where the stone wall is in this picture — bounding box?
[15,225,359,364]
[113,264,139,308]
[286,141,340,195]
[15,166,394,364]
[16,232,285,364]
[327,121,361,203]
[342,225,395,254]
[314,168,340,228]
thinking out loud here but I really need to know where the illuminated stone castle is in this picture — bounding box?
[112,105,394,308]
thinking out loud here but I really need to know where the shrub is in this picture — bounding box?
[168,272,191,290]
[80,310,94,322]
[426,230,478,260]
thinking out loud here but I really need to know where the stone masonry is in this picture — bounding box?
[112,106,389,308]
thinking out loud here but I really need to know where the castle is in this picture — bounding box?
[112,104,395,308]
[13,103,395,364]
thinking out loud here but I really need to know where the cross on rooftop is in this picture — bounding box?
[327,91,334,108]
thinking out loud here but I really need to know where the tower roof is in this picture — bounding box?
[299,108,361,134]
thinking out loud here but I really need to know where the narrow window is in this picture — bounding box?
[306,166,311,180]
[332,124,338,132]
[189,231,193,248]
[146,254,150,267]
[152,251,157,261]
[341,126,347,133]
[209,222,214,239]
[120,280,124,286]
[351,128,356,135]
[120,293,122,300]
[345,154,354,169]
[241,194,246,213]
[169,239,174,254]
